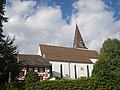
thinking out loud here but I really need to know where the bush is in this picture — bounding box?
[25,71,39,90]
[0,82,25,90]
[1,77,119,90]
[35,78,97,90]
[92,39,120,90]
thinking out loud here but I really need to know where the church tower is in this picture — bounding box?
[73,24,87,49]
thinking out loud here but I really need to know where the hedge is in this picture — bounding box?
[35,78,103,90]
[2,77,119,90]
[0,82,25,90]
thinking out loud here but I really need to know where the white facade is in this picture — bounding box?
[49,60,96,79]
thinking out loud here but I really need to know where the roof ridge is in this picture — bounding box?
[39,44,98,52]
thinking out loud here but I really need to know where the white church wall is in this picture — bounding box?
[76,64,88,78]
[69,63,75,79]
[70,63,93,79]
[50,61,69,79]
[49,61,94,79]
[62,63,70,79]
[89,64,93,76]
[90,58,98,64]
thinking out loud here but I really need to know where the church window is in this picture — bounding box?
[87,65,89,77]
[74,65,77,79]
[60,64,63,78]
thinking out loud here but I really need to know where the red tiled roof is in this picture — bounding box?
[18,54,50,67]
[40,44,99,63]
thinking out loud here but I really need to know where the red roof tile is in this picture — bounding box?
[40,44,99,63]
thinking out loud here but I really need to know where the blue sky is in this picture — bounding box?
[102,0,120,21]
[35,0,120,23]
[4,0,120,54]
[36,0,78,23]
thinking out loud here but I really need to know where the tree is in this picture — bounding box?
[0,0,22,84]
[92,38,120,89]
[25,71,39,90]
[0,0,7,40]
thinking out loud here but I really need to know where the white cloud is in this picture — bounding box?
[3,0,120,54]
[71,0,120,51]
[4,0,69,54]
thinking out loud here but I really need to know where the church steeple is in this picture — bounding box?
[73,24,87,49]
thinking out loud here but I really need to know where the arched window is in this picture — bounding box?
[60,64,63,78]
[87,65,89,77]
[74,65,77,79]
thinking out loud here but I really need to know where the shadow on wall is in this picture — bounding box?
[52,71,70,79]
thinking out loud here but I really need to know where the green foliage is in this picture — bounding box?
[92,38,120,90]
[4,83,17,90]
[0,82,25,90]
[100,38,120,59]
[28,77,115,90]
[0,37,22,84]
[0,0,8,39]
[0,0,22,84]
[1,77,120,90]
[25,71,40,90]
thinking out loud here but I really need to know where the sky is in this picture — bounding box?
[4,0,120,54]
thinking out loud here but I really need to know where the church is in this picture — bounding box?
[17,24,99,80]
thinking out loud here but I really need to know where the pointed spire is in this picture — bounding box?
[73,24,87,49]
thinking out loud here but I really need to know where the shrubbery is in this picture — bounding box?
[25,71,40,90]
[0,82,25,90]
[24,77,119,90]
[92,39,120,90]
[2,77,120,90]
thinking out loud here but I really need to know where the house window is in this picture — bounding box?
[60,64,63,78]
[29,68,34,72]
[27,67,34,72]
[38,67,45,72]
[87,65,89,77]
[74,65,77,79]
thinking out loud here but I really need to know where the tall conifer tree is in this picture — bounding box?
[0,0,21,84]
